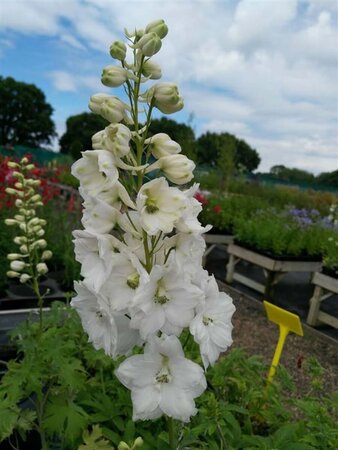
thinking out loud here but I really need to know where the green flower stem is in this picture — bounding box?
[167,416,177,450]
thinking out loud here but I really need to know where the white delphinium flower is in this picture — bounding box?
[89,93,130,123]
[81,195,120,234]
[130,258,203,339]
[72,281,140,358]
[176,184,212,234]
[142,59,162,79]
[115,334,206,422]
[136,177,186,235]
[190,276,235,368]
[73,230,121,291]
[101,65,130,87]
[79,180,135,210]
[71,150,119,195]
[100,251,149,313]
[92,123,132,157]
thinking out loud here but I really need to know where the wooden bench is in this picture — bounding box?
[226,243,322,299]
[307,272,338,329]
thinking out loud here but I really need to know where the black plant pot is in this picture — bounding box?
[322,266,338,279]
[0,430,42,450]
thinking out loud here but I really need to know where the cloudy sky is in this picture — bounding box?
[0,0,337,173]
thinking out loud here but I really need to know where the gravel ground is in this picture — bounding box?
[219,282,338,396]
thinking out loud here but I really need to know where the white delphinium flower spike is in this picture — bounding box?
[115,334,206,422]
[190,276,235,368]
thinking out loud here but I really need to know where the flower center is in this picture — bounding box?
[144,190,159,214]
[126,272,140,289]
[155,359,172,384]
[154,282,170,305]
[96,311,104,319]
[202,316,213,326]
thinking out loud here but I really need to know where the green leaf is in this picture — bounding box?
[78,424,115,450]
[44,394,88,444]
[0,404,19,441]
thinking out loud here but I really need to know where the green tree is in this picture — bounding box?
[0,76,56,147]
[148,117,196,160]
[316,170,338,188]
[270,165,315,183]
[59,112,109,160]
[217,135,236,194]
[196,132,260,172]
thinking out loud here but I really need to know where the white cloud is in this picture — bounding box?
[0,0,337,173]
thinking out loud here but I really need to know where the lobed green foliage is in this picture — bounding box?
[0,303,337,449]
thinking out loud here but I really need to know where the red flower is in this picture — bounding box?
[213,205,221,214]
[194,191,208,206]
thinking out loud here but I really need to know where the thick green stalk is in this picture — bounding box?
[168,417,177,450]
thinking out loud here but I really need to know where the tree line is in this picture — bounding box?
[1,75,337,187]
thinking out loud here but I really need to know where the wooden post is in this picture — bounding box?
[264,271,276,299]
[307,285,323,326]
[226,254,236,284]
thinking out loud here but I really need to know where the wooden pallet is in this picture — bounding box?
[203,234,234,266]
[226,244,322,299]
[307,272,338,329]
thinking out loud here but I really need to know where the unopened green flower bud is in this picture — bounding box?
[39,219,47,226]
[8,161,19,169]
[20,244,28,253]
[132,437,144,448]
[142,60,162,80]
[7,271,20,278]
[89,93,129,123]
[36,229,45,237]
[36,262,48,275]
[42,250,53,260]
[26,164,35,170]
[110,40,127,60]
[14,182,23,189]
[118,442,130,450]
[5,218,18,226]
[15,199,23,207]
[10,260,26,271]
[28,217,40,226]
[135,32,162,57]
[14,215,25,222]
[145,19,168,39]
[101,65,128,87]
[20,274,31,283]
[19,223,27,232]
[12,171,24,179]
[20,157,29,164]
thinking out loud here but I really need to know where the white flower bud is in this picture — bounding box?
[147,154,195,185]
[36,229,45,237]
[89,93,129,123]
[142,59,162,79]
[14,182,23,189]
[20,274,31,283]
[110,40,127,61]
[26,164,35,170]
[19,223,27,231]
[10,260,26,271]
[30,194,41,202]
[118,442,130,450]
[15,199,23,207]
[42,250,53,260]
[20,244,28,253]
[28,217,40,226]
[5,188,18,196]
[145,133,181,159]
[34,239,47,249]
[7,161,19,169]
[7,271,20,278]
[7,253,24,260]
[39,219,47,226]
[14,215,25,222]
[14,236,27,244]
[20,157,29,164]
[144,82,184,114]
[132,437,144,449]
[36,262,48,275]
[5,219,18,226]
[101,66,128,87]
[145,19,168,39]
[135,32,162,57]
